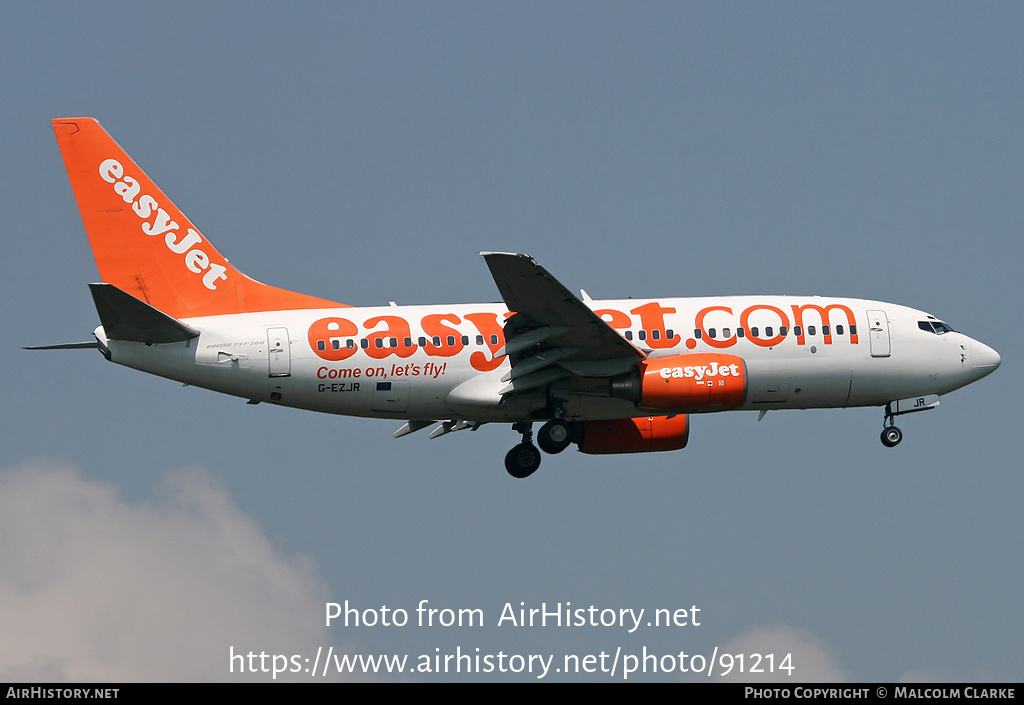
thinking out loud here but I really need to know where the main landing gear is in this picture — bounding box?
[504,419,574,478]
[537,418,572,454]
[505,422,541,478]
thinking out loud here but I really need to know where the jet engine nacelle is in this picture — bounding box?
[575,415,689,454]
[611,353,748,412]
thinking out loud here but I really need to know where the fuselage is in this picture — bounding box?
[95,295,1000,424]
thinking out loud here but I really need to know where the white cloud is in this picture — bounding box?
[712,624,848,682]
[0,461,348,682]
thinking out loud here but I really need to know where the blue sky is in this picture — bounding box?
[1,2,1021,681]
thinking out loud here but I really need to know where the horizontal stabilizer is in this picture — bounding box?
[23,341,99,350]
[89,283,199,343]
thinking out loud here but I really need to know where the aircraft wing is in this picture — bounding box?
[480,253,644,386]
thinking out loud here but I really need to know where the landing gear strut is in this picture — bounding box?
[881,404,903,448]
[505,422,541,478]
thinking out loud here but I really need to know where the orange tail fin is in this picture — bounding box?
[53,118,345,319]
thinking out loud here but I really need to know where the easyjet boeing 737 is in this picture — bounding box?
[35,118,1000,478]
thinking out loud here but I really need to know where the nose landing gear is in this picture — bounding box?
[881,423,903,448]
[881,403,904,448]
[879,396,941,448]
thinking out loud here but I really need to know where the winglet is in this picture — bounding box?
[53,118,345,319]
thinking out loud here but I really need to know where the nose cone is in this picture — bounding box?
[971,340,1001,382]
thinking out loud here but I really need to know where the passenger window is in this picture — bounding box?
[693,329,702,339]
[709,328,717,339]
[625,331,633,340]
[722,328,731,339]
[361,339,369,349]
[389,338,398,347]
[347,340,356,349]
[418,337,427,347]
[638,330,647,340]
[490,334,499,345]
[374,339,383,349]
[765,326,774,337]
[652,330,661,341]
[447,335,456,346]
[331,340,340,350]
[666,329,674,339]
[850,325,857,335]
[793,326,802,336]
[808,326,816,336]
[779,326,787,336]
[737,328,745,338]
[317,340,326,351]
[432,336,441,346]
[836,325,844,335]
[476,335,484,345]
[822,326,830,336]
[751,327,759,337]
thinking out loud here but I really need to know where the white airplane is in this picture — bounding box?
[36,118,1000,478]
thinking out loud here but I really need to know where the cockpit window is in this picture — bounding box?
[919,320,956,335]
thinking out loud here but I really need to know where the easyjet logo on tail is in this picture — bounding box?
[98,159,229,290]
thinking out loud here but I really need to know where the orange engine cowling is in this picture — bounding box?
[576,415,689,454]
[612,353,748,412]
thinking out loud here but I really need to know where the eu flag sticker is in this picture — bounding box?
[376,382,392,391]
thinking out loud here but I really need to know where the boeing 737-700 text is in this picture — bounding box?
[35,118,1001,478]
